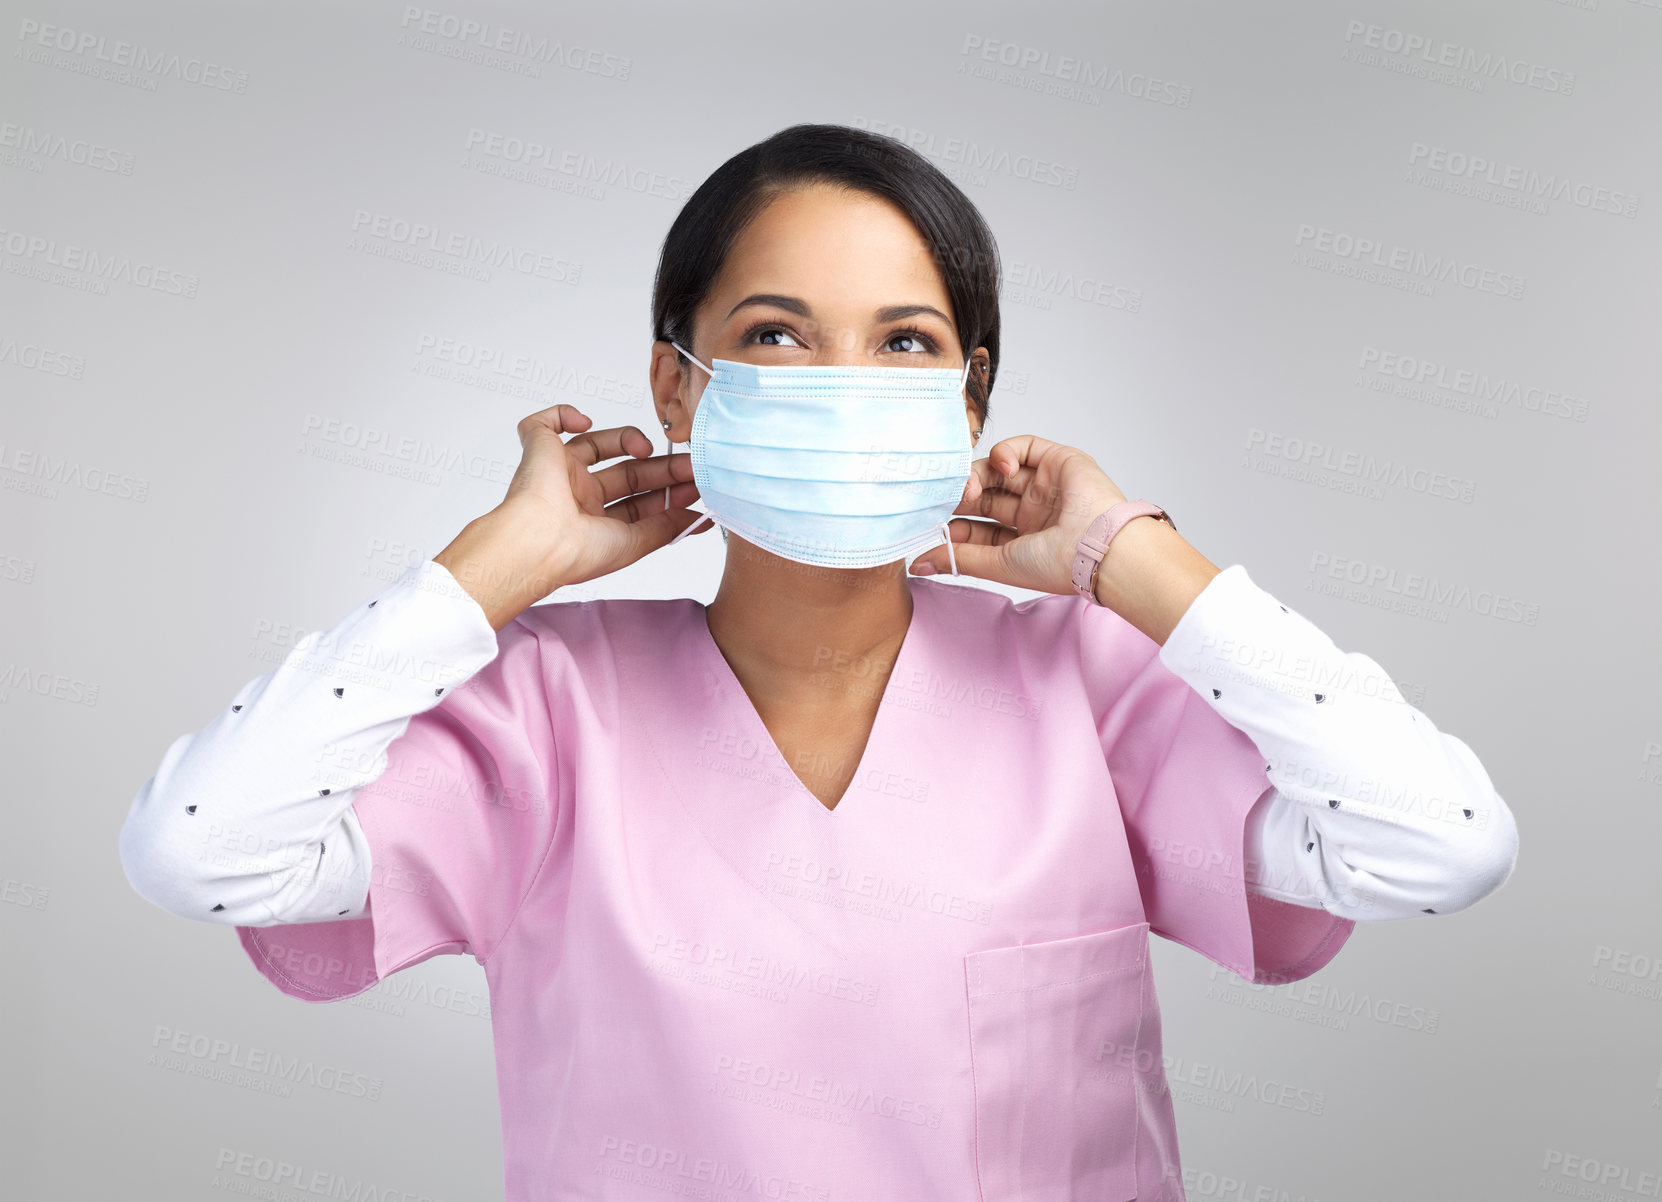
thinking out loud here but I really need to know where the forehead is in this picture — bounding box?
[709,184,954,319]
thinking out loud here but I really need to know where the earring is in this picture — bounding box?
[661,420,671,430]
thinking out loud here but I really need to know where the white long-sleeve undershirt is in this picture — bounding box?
[118,560,1517,930]
[119,559,500,928]
[1157,564,1518,921]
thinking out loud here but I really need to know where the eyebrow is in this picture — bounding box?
[724,293,953,326]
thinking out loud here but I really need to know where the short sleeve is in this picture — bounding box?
[1079,595,1356,986]
[235,618,564,1002]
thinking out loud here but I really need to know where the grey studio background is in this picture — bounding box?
[3,0,1658,1198]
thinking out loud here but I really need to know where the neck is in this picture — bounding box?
[704,537,915,689]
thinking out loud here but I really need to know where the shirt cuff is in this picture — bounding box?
[1154,563,1519,919]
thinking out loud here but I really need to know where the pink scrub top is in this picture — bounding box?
[236,576,1355,1201]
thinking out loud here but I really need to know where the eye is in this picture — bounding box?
[886,327,942,355]
[738,318,804,348]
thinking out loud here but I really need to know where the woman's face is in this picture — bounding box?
[669,182,985,442]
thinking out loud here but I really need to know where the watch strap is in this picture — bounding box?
[1071,500,1175,604]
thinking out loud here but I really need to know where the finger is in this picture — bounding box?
[966,486,1026,530]
[606,482,715,553]
[961,463,1062,532]
[969,449,1083,528]
[517,403,592,449]
[979,434,1083,509]
[589,450,695,506]
[563,424,657,469]
[969,454,1036,497]
[948,458,1023,520]
[600,478,702,524]
[907,517,1019,580]
[982,434,1048,483]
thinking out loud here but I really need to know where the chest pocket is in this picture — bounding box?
[964,921,1149,1202]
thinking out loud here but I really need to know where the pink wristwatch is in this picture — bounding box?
[1071,500,1176,604]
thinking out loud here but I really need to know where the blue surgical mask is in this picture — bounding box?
[665,342,977,572]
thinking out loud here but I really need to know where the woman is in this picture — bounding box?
[120,123,1518,1200]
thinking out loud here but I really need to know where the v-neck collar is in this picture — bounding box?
[692,577,930,818]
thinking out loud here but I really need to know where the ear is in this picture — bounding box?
[651,340,695,440]
[965,344,990,445]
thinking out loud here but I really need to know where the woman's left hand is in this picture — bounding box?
[908,434,1128,596]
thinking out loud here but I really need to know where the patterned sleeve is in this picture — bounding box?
[1079,573,1356,985]
[118,558,564,1003]
[232,602,565,1003]
[1157,564,1519,922]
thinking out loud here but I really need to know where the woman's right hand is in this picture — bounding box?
[434,403,710,630]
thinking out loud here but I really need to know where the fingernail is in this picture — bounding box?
[912,562,936,576]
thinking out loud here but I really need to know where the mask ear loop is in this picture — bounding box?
[666,341,718,547]
[935,355,977,577]
[671,340,713,378]
[937,520,960,576]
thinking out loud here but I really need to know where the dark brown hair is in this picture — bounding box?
[650,122,1003,427]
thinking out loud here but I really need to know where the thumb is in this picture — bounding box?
[907,522,1004,581]
[643,505,716,551]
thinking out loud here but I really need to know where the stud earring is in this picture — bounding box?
[661,420,671,430]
